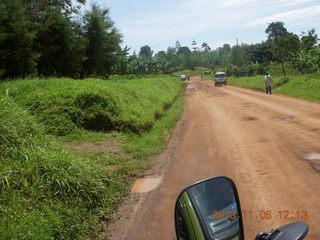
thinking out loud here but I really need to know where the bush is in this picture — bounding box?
[274,77,290,88]
[0,95,118,239]
[1,76,184,136]
[226,64,267,77]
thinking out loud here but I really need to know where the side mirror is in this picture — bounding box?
[256,221,308,240]
[175,176,244,240]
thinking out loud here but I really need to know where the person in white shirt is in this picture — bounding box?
[264,73,273,94]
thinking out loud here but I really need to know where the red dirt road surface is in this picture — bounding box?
[108,76,320,240]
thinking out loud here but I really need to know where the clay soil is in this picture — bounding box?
[107,76,320,240]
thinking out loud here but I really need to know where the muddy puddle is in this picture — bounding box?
[131,176,162,193]
[278,115,294,120]
[185,83,199,94]
[303,152,320,172]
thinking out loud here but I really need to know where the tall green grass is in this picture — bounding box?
[228,73,320,102]
[1,75,183,136]
[124,93,184,158]
[0,95,119,239]
[0,75,185,239]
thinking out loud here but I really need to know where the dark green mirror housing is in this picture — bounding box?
[175,176,244,240]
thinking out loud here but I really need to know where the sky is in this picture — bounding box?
[79,0,320,54]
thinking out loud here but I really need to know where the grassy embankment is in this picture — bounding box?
[228,73,320,102]
[0,75,185,239]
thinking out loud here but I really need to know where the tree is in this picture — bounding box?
[265,21,288,42]
[300,29,318,51]
[231,45,249,66]
[83,4,122,77]
[214,44,231,66]
[272,33,300,75]
[244,42,272,64]
[266,22,299,75]
[191,39,199,52]
[139,45,153,58]
[154,50,172,73]
[175,41,181,51]
[177,46,192,69]
[24,0,86,18]
[166,47,178,69]
[201,42,211,52]
[116,45,131,74]
[35,8,77,76]
[0,0,37,78]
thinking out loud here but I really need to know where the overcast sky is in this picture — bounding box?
[80,0,320,53]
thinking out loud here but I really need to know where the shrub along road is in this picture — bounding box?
[108,76,320,239]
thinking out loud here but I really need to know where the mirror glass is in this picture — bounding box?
[175,177,243,240]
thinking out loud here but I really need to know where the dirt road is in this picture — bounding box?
[108,76,320,239]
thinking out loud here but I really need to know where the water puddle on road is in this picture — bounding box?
[185,83,198,95]
[303,152,320,172]
[278,115,294,120]
[131,177,162,193]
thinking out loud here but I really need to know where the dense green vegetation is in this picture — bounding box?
[0,1,319,239]
[1,0,319,79]
[1,75,183,135]
[228,73,320,102]
[0,75,185,239]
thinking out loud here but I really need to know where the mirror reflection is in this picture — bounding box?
[175,177,243,240]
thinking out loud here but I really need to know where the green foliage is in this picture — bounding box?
[124,94,184,158]
[231,45,249,66]
[277,73,320,102]
[273,76,290,88]
[0,95,123,239]
[291,48,320,74]
[1,3,319,81]
[1,76,184,136]
[228,75,265,89]
[226,63,267,77]
[228,73,320,102]
[265,21,288,41]
[0,0,37,78]
[177,46,193,69]
[139,45,153,57]
[172,67,211,78]
[0,74,185,239]
[265,22,300,75]
[0,1,123,79]
[83,4,122,77]
[300,29,318,51]
[35,8,83,77]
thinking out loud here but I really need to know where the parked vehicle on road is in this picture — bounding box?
[175,176,309,240]
[180,75,187,81]
[214,72,227,86]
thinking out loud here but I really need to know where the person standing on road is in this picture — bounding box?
[264,73,273,94]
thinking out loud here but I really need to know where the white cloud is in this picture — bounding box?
[247,5,320,27]
[265,0,316,7]
[221,0,258,8]
[181,0,258,10]
[115,0,320,52]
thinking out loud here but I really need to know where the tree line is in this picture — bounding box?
[1,1,319,79]
[138,22,319,77]
[0,0,122,79]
